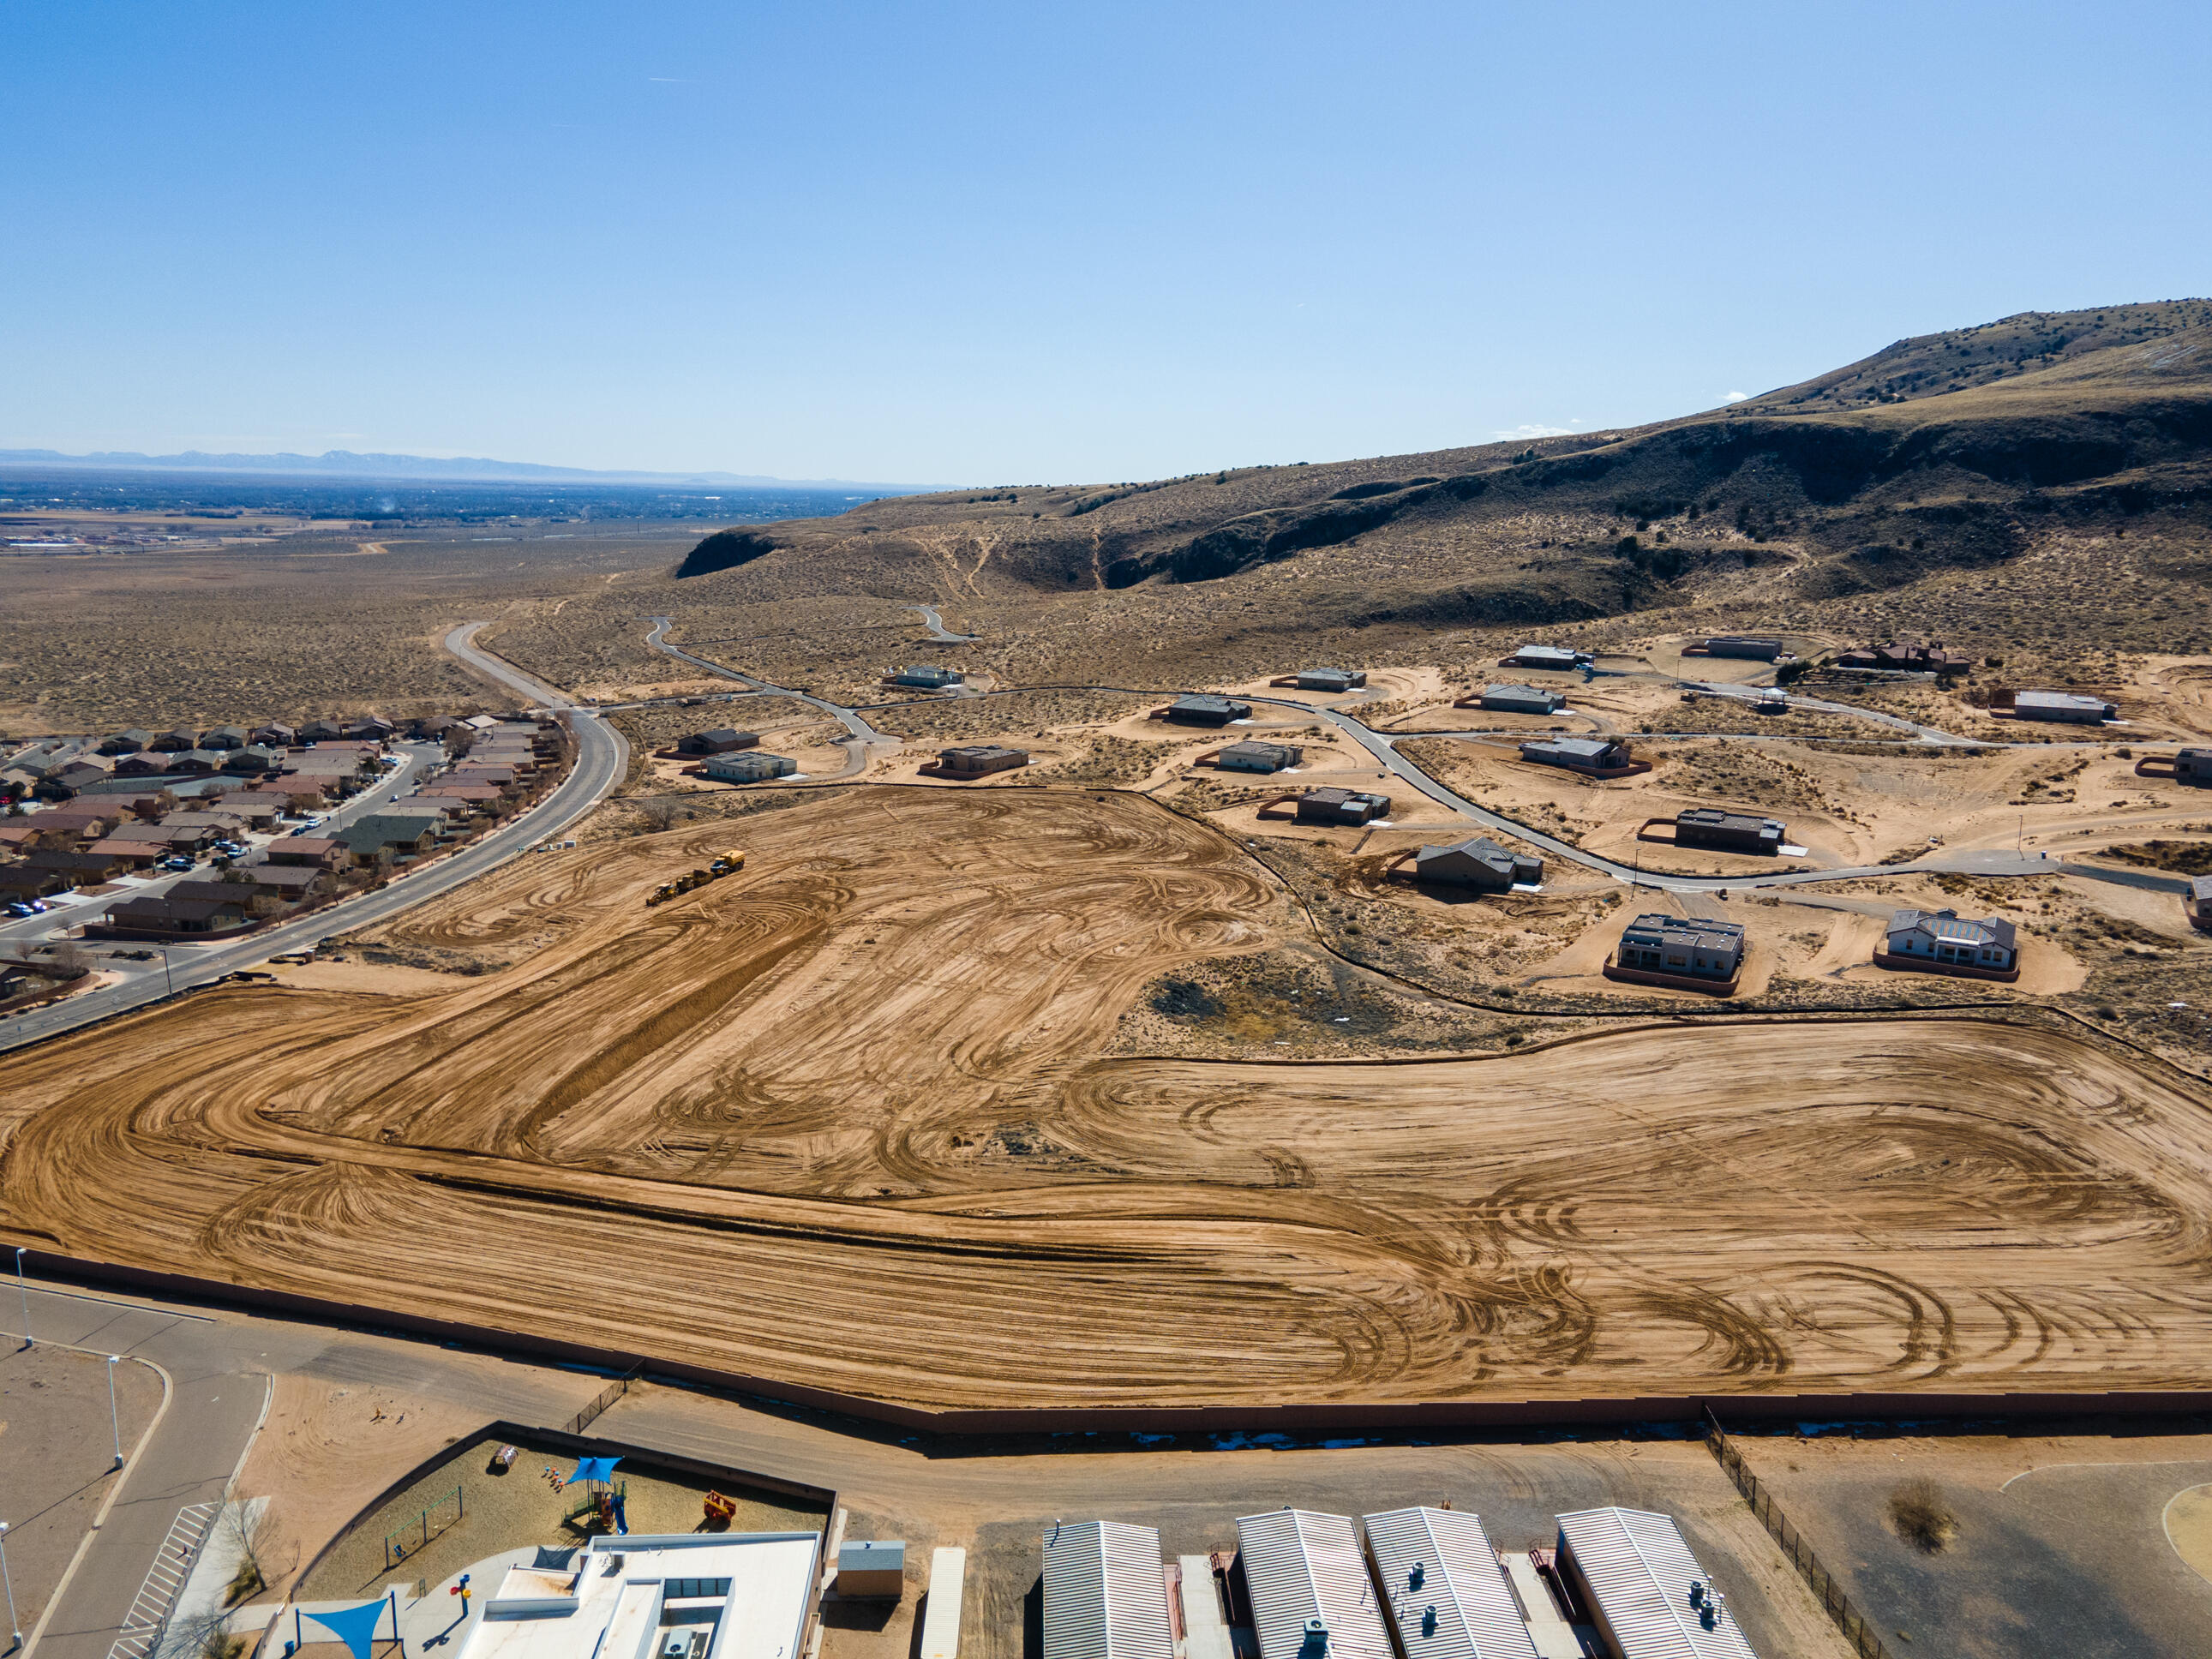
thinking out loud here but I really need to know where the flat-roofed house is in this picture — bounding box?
[1881,907,2018,973]
[2012,690,2117,723]
[1295,668,1365,692]
[678,728,759,755]
[2176,748,2212,786]
[1216,740,1302,773]
[1554,1507,1757,1659]
[1166,694,1252,726]
[935,745,1028,778]
[891,665,964,689]
[1042,1522,1173,1659]
[1672,808,1784,854]
[2192,875,2212,931]
[704,752,798,782]
[1502,644,1591,671]
[1521,736,1635,775]
[1696,635,1786,661]
[1294,787,1391,825]
[1836,642,1969,673]
[1362,1507,1540,1659]
[1234,1511,1394,1659]
[1616,914,1746,981]
[1479,684,1567,716]
[452,1530,822,1659]
[1413,837,1542,891]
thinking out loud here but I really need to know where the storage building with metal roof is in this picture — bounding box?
[1042,1520,1174,1659]
[1234,1510,1394,1659]
[1553,1507,1756,1659]
[1362,1506,1539,1659]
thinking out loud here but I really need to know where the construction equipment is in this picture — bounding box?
[646,849,747,907]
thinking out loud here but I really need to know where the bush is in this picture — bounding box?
[1888,1479,1957,1551]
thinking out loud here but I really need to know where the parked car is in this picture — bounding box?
[160,855,195,871]
[4,901,38,919]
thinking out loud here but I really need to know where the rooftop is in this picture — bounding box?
[1556,1506,1757,1659]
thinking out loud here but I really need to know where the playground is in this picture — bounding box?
[297,1428,829,1602]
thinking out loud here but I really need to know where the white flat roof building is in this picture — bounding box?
[1042,1520,1174,1659]
[1235,1510,1394,1659]
[1362,1507,1540,1659]
[459,1532,821,1659]
[1553,1508,1756,1659]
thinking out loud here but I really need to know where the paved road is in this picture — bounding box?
[644,617,895,779]
[908,603,978,643]
[0,632,627,1055]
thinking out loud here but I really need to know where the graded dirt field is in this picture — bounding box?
[5,788,2212,1414]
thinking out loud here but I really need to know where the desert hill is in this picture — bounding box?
[489,300,2212,702]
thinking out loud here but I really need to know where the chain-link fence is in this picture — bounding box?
[1704,1409,1896,1659]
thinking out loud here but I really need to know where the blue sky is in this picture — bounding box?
[7,2,2207,484]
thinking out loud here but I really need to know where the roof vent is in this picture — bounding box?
[1301,1617,1330,1654]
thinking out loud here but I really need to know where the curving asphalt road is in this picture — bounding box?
[908,602,979,643]
[644,617,894,779]
[0,628,627,1055]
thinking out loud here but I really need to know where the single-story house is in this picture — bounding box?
[1556,1507,1758,1659]
[115,751,173,777]
[251,722,297,748]
[97,895,254,936]
[0,867,72,898]
[677,728,759,755]
[702,752,798,782]
[1836,642,1969,673]
[297,718,345,742]
[83,836,165,869]
[2175,748,2212,786]
[167,877,295,917]
[165,750,223,777]
[1294,668,1365,692]
[1884,907,2017,971]
[232,864,324,901]
[341,716,395,740]
[266,837,345,869]
[21,847,133,885]
[1479,684,1567,716]
[1412,836,1542,891]
[1616,913,1746,980]
[890,665,963,688]
[1520,736,1635,774]
[1502,644,1591,671]
[1673,808,1785,854]
[1294,787,1391,825]
[47,760,117,795]
[150,727,200,752]
[100,729,154,756]
[1216,740,1301,773]
[934,745,1028,777]
[223,746,282,774]
[2012,690,2117,723]
[1165,694,1252,726]
[410,716,461,740]
[338,809,449,860]
[199,726,248,751]
[1696,635,1787,661]
[2191,874,2212,930]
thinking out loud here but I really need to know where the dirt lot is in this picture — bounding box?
[4,789,2212,1414]
[1728,1425,2212,1658]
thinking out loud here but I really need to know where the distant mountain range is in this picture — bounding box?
[0,447,934,493]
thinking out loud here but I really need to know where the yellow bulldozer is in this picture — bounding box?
[647,848,746,907]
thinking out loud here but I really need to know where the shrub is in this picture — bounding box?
[1888,1479,1957,1551]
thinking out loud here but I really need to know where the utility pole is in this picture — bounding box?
[12,1248,26,1350]
[0,1519,20,1649]
[107,1356,123,1465]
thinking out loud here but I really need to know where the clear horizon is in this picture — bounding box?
[8,1,2207,486]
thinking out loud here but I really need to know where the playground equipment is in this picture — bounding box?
[646,849,746,907]
[704,1489,737,1525]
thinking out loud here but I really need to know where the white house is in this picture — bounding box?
[1884,907,2017,971]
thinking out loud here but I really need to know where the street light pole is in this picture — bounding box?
[11,1247,25,1350]
[161,944,174,999]
[1,1518,21,1649]
[107,1356,123,1466]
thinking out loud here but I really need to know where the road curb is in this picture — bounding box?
[19,1341,174,1659]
